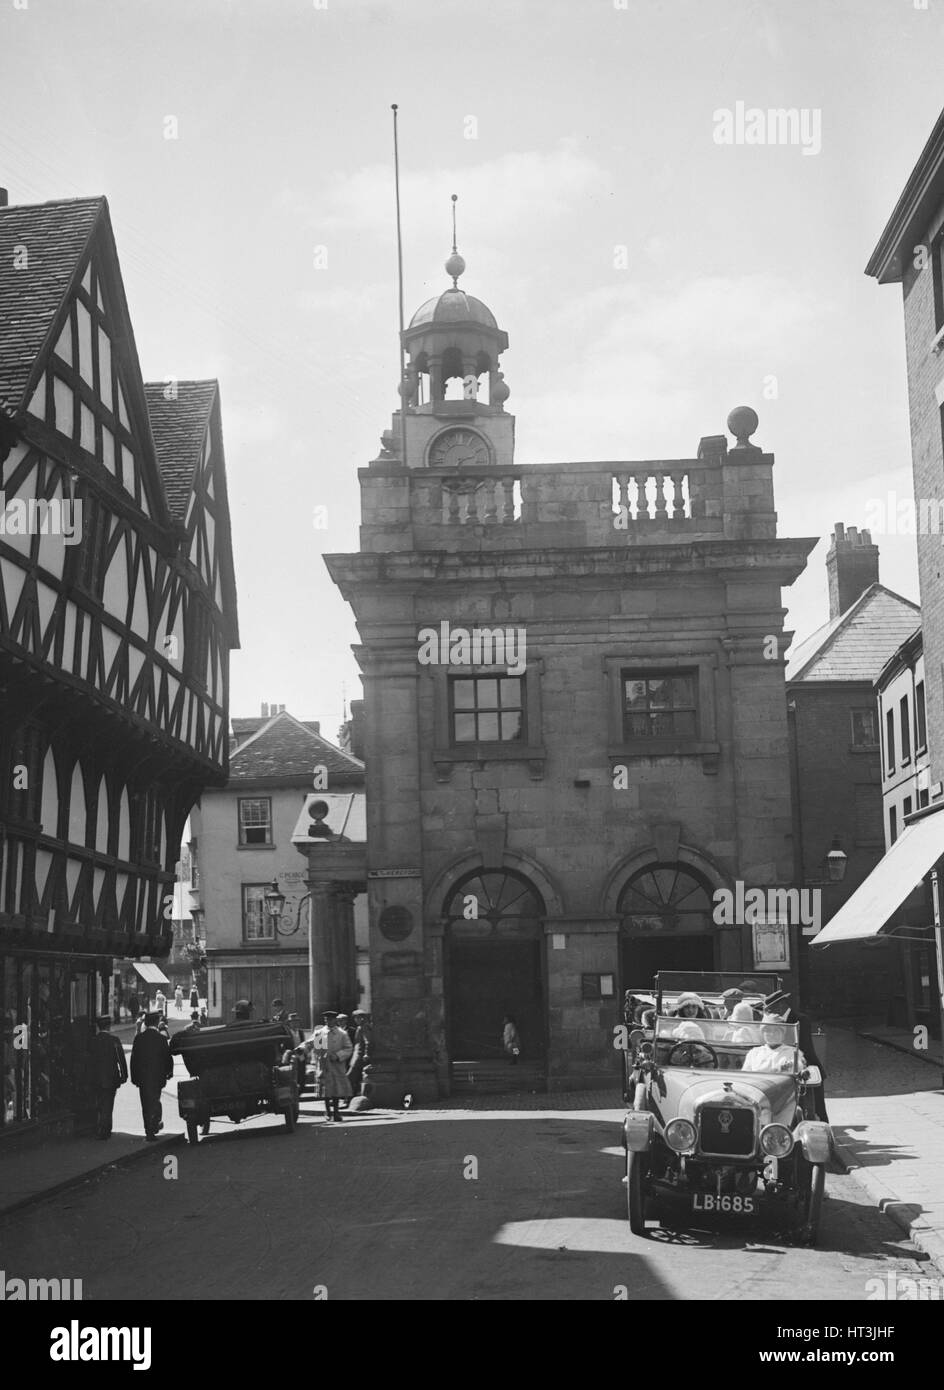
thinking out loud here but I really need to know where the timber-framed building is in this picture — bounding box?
[0,193,238,1134]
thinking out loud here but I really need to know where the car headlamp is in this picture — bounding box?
[760,1123,793,1157]
[664,1118,697,1153]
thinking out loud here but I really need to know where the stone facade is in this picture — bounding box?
[326,264,814,1099]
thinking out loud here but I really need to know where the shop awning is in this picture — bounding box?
[132,962,170,985]
[811,811,944,947]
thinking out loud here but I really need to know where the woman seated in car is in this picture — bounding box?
[742,1022,806,1073]
[669,991,709,1022]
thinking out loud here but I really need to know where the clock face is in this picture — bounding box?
[428,428,489,469]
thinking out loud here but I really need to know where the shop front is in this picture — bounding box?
[1,950,111,1136]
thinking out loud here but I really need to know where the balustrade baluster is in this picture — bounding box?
[653,471,668,521]
[502,477,516,523]
[483,478,498,524]
[447,483,461,524]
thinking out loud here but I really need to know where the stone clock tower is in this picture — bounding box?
[326,226,813,1104]
[392,238,513,473]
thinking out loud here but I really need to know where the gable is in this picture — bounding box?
[787,586,921,683]
[20,222,167,523]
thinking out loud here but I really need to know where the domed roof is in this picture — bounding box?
[409,288,498,330]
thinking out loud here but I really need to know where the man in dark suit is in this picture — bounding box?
[89,1015,128,1139]
[763,990,828,1121]
[130,1011,174,1140]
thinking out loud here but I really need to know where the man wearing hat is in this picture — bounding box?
[130,1011,174,1140]
[89,1015,128,1139]
[762,990,828,1120]
[310,1010,353,1122]
[720,988,743,1019]
[346,1010,372,1098]
[232,998,254,1022]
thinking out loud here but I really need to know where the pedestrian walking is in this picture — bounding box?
[128,994,140,1025]
[130,1011,173,1140]
[346,1010,372,1096]
[174,985,184,1015]
[89,1015,128,1139]
[502,1014,521,1065]
[189,985,199,1011]
[310,1010,353,1122]
[154,988,166,1019]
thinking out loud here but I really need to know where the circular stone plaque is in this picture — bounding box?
[378,906,414,942]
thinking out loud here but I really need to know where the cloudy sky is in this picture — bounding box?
[2,0,941,739]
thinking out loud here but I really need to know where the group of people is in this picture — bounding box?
[624,986,828,1120]
[301,1008,373,1122]
[88,1010,174,1141]
[229,998,374,1122]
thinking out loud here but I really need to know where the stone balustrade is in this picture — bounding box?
[358,448,776,552]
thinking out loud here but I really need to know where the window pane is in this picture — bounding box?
[624,680,648,709]
[667,675,695,707]
[650,711,675,737]
[453,680,476,709]
[478,713,499,741]
[500,678,522,707]
[673,710,697,737]
[626,712,651,738]
[501,712,523,741]
[454,713,476,742]
[647,678,671,708]
[476,679,498,708]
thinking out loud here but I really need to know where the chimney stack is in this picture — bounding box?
[0,189,8,209]
[826,522,880,620]
[261,702,269,717]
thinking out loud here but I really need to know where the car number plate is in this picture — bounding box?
[692,1194,755,1213]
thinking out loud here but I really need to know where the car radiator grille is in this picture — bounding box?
[699,1106,754,1156]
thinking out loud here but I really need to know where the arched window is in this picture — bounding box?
[618,863,714,934]
[444,868,544,939]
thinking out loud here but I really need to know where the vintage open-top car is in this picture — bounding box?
[171,1020,299,1145]
[621,973,831,1243]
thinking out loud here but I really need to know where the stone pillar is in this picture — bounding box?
[308,883,334,1021]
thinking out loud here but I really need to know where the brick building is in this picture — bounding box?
[322,244,816,1100]
[815,106,944,1032]
[786,525,919,1014]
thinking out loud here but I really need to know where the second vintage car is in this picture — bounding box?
[622,976,832,1244]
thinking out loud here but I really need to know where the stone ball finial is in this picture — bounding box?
[491,370,510,405]
[727,405,759,449]
[445,250,466,284]
[397,369,418,404]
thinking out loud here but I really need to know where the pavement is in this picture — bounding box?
[825,1022,944,1276]
[1,1019,942,1279]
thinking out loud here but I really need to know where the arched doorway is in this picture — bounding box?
[618,862,716,990]
[443,869,545,1064]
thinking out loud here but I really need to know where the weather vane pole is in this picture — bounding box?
[451,192,458,254]
[391,104,408,465]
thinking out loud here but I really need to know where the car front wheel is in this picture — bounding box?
[626,1150,649,1235]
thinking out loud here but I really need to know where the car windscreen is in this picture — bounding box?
[653,1016,800,1070]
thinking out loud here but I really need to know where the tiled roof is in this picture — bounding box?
[232,717,320,741]
[143,380,218,521]
[0,197,103,415]
[227,710,364,785]
[786,584,921,682]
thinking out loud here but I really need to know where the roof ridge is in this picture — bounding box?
[788,582,921,682]
[0,195,107,213]
[229,709,364,770]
